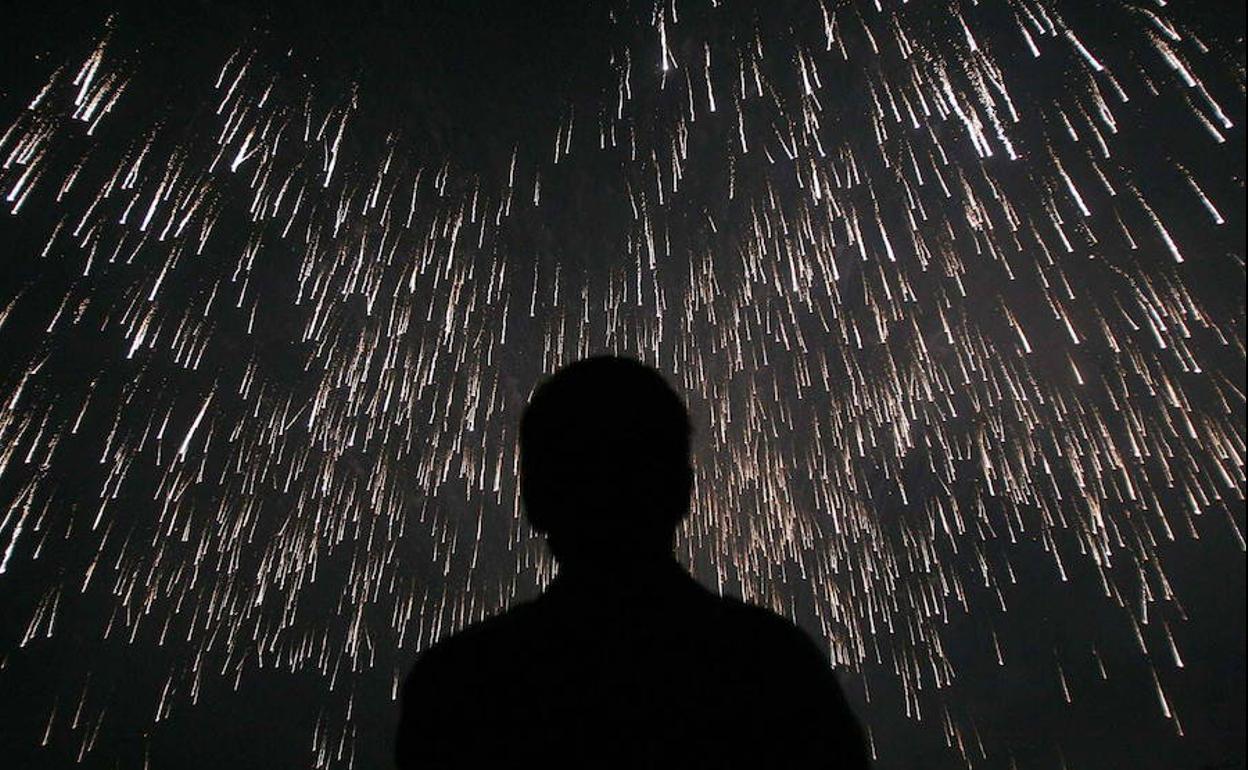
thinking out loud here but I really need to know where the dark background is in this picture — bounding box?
[0,2,1243,768]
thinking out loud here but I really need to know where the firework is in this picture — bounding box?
[0,2,1242,768]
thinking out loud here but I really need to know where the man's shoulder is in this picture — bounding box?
[405,599,544,677]
[711,593,829,658]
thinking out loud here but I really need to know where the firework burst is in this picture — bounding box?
[0,2,1243,767]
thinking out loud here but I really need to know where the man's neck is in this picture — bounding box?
[550,551,686,592]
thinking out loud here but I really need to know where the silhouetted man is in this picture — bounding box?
[396,356,870,768]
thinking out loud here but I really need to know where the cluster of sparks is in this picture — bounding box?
[0,1,1243,767]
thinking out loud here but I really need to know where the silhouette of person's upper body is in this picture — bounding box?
[396,357,870,768]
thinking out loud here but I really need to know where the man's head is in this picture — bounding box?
[519,356,692,566]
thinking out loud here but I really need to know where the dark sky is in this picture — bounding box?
[0,2,1243,769]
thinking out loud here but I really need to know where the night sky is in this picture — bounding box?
[0,2,1244,768]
